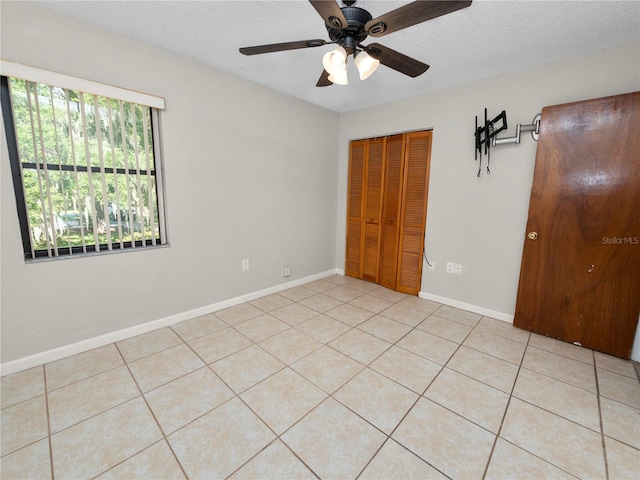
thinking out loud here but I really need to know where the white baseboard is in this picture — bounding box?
[0,269,340,377]
[419,291,514,324]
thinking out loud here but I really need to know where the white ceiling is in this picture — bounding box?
[36,0,640,113]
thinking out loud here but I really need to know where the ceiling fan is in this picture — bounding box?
[239,0,472,87]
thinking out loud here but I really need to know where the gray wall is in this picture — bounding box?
[336,42,640,356]
[1,2,340,364]
[2,1,639,367]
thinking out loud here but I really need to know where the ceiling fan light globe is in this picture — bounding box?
[328,70,348,85]
[355,51,380,80]
[322,46,347,76]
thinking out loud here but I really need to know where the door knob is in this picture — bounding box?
[528,232,538,240]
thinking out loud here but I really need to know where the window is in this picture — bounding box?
[1,66,167,260]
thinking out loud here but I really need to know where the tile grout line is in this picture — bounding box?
[406,317,496,477]
[595,368,640,409]
[515,364,599,396]
[480,328,530,479]
[174,324,272,433]
[45,344,228,442]
[276,439,322,480]
[169,313,232,345]
[220,284,400,479]
[526,342,595,367]
[352,390,446,480]
[8,277,636,478]
[111,341,191,480]
[229,393,325,480]
[184,297,340,423]
[338,284,632,475]
[149,292,568,480]
[42,364,56,480]
[352,304,461,479]
[594,350,610,480]
[633,360,640,381]
[458,323,603,403]
[515,343,635,445]
[353,310,476,480]
[116,329,187,365]
[175,304,329,479]
[479,332,589,479]
[491,387,605,435]
[220,285,368,479]
[45,361,123,395]
[43,370,153,437]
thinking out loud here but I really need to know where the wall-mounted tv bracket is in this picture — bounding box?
[474,110,542,177]
[475,109,507,177]
[492,113,541,146]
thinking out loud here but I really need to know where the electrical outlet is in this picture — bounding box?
[242,259,249,271]
[454,263,462,274]
[428,261,435,271]
[446,262,454,274]
[283,265,291,277]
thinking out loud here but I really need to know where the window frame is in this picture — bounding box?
[1,68,168,261]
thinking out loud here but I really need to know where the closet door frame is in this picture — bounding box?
[396,130,432,295]
[378,134,406,290]
[345,139,367,278]
[345,130,432,295]
[361,137,386,283]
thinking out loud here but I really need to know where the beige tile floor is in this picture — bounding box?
[2,275,639,479]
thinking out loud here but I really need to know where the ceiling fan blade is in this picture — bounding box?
[239,39,327,55]
[309,0,349,29]
[365,0,472,37]
[364,43,430,78]
[316,69,333,87]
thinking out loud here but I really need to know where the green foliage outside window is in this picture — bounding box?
[8,78,160,253]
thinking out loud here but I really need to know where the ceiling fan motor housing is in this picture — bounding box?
[327,6,372,53]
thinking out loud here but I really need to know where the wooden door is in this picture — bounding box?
[345,139,366,278]
[345,131,431,295]
[514,92,640,358]
[396,131,432,295]
[361,138,386,282]
[379,134,405,290]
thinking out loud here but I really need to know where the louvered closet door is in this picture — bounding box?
[361,137,386,282]
[345,139,366,277]
[378,134,405,290]
[396,131,432,295]
[345,131,431,295]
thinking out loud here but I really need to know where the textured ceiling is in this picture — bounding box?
[36,0,640,112]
